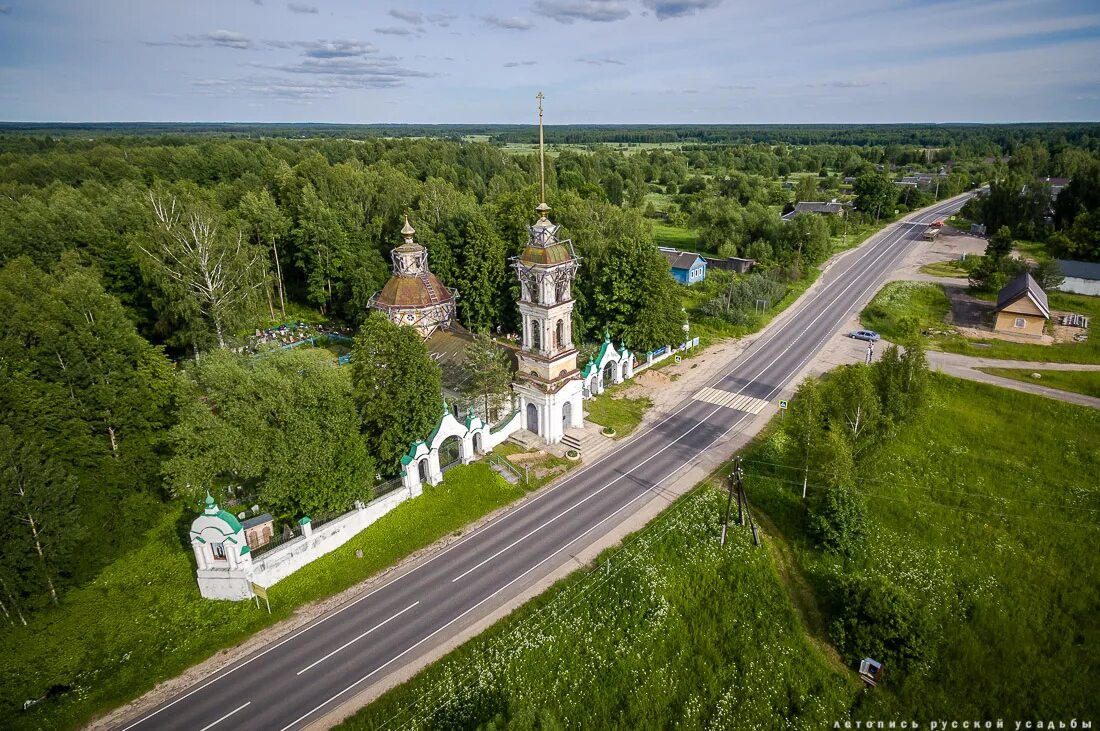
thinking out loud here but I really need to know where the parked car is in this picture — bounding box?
[848,329,881,342]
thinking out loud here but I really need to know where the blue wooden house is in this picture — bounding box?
[660,248,707,285]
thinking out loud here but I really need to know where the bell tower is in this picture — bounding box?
[511,92,584,444]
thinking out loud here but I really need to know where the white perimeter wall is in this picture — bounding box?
[250,485,414,589]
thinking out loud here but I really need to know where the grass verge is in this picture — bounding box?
[584,384,652,438]
[2,463,526,731]
[917,259,968,278]
[975,367,1100,398]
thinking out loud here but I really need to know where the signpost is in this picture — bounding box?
[779,399,788,418]
[251,582,270,614]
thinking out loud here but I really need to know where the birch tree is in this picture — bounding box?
[141,193,266,349]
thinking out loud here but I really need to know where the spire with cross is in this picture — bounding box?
[536,91,545,205]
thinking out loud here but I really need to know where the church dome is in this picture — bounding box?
[370,216,458,338]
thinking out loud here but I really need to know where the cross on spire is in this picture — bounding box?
[536,91,546,205]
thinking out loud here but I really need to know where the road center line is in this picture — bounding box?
[296,601,420,676]
[195,701,250,731]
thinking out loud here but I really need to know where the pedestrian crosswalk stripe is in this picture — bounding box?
[692,387,769,414]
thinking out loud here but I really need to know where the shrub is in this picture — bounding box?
[829,573,934,674]
[808,483,867,557]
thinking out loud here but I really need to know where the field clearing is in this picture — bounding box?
[651,221,700,250]
[748,374,1100,720]
[2,464,528,731]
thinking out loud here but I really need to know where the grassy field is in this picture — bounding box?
[976,367,1100,398]
[862,282,1100,364]
[343,374,1100,728]
[340,485,857,730]
[2,463,528,731]
[747,374,1100,720]
[584,384,652,438]
[651,221,701,250]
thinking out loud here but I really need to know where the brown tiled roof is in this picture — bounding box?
[374,273,455,308]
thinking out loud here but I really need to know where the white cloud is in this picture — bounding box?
[483,15,533,30]
[643,0,722,20]
[533,0,630,24]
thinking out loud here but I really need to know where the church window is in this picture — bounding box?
[211,542,227,561]
[555,319,564,349]
[531,319,541,350]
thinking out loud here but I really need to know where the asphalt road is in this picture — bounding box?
[119,194,972,731]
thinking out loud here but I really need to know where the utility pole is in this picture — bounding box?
[735,458,760,547]
[720,470,735,547]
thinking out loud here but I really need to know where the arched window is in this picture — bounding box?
[555,319,564,349]
[530,319,541,350]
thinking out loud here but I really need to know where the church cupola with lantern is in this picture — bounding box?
[370,216,458,339]
[511,92,585,444]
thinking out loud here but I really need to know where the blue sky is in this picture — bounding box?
[0,0,1097,123]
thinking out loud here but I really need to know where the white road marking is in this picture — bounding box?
[195,701,250,731]
[692,387,768,414]
[295,602,420,675]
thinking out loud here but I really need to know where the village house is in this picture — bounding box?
[781,201,845,221]
[993,272,1050,338]
[659,247,707,284]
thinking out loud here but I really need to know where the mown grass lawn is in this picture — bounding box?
[747,374,1100,721]
[584,384,652,438]
[2,463,524,731]
[976,367,1100,398]
[340,485,857,730]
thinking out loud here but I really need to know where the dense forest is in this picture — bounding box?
[1,124,1098,623]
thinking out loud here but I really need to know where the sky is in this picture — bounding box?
[0,0,1098,124]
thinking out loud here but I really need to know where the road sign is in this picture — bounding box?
[779,399,788,410]
[251,582,270,613]
[674,355,682,363]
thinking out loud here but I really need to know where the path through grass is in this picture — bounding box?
[976,367,1100,398]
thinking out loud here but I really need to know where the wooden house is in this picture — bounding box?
[993,272,1049,338]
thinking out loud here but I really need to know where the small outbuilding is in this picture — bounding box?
[993,272,1050,338]
[659,248,707,285]
[1055,259,1100,296]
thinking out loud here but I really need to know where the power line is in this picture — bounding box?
[740,457,1100,515]
[758,473,1100,531]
